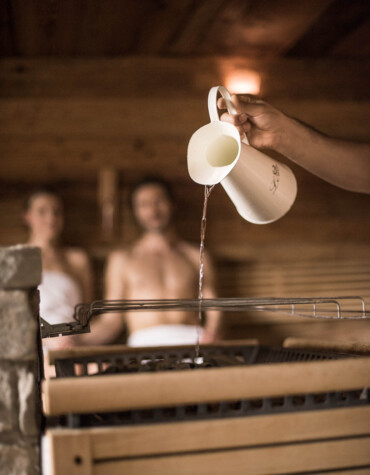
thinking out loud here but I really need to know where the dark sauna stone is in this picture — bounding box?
[102,363,128,374]
[126,360,140,372]
[99,351,246,375]
[140,360,157,372]
[204,354,245,367]
[174,362,192,370]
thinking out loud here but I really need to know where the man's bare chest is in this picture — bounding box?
[127,251,197,291]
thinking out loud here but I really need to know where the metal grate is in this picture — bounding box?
[50,344,369,429]
[41,296,369,338]
[74,296,369,327]
[53,345,345,378]
[63,389,369,429]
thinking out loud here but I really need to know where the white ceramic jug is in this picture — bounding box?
[187,86,297,224]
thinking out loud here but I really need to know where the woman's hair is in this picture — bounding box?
[23,187,62,212]
[129,176,175,209]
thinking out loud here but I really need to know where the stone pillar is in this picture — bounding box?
[0,245,42,475]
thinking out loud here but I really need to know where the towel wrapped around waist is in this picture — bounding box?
[127,324,203,347]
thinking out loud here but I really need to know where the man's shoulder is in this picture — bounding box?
[178,240,214,266]
[178,241,199,259]
[108,247,131,263]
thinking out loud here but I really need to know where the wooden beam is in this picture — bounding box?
[92,438,370,474]
[283,337,370,355]
[2,1,335,58]
[45,407,370,459]
[168,0,228,54]
[0,57,369,100]
[47,430,92,475]
[286,0,370,57]
[333,18,370,58]
[42,357,370,416]
[0,98,368,141]
[1,93,369,184]
[202,0,334,57]
[47,340,259,365]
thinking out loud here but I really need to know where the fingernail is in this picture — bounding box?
[239,113,247,122]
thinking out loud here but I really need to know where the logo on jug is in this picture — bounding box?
[269,164,280,194]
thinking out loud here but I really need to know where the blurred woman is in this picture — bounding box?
[24,188,94,358]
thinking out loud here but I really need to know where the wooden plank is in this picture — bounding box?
[202,0,334,57]
[89,407,370,459]
[223,310,370,326]
[134,0,196,54]
[286,0,370,57]
[213,243,370,262]
[47,339,259,365]
[334,18,370,58]
[0,57,369,101]
[225,320,370,347]
[93,437,370,475]
[6,0,156,57]
[232,263,370,276]
[44,407,370,460]
[0,97,206,138]
[0,98,369,140]
[168,0,227,54]
[227,281,370,292]
[4,1,335,58]
[330,471,370,475]
[283,337,370,355]
[0,136,188,182]
[47,430,92,475]
[42,357,370,416]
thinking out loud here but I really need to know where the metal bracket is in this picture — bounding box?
[40,317,90,339]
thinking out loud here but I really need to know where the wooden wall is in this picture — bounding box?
[0,57,370,337]
[1,57,369,247]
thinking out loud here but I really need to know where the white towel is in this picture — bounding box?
[127,324,203,347]
[39,270,82,325]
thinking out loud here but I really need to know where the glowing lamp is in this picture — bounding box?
[224,71,261,95]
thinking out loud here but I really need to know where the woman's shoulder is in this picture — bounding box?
[64,247,90,268]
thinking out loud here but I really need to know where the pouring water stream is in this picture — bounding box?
[195,184,215,361]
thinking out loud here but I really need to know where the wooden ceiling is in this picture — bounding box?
[1,0,369,59]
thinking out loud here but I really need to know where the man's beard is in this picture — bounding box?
[140,216,171,233]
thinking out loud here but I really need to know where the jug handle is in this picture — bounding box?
[208,86,249,145]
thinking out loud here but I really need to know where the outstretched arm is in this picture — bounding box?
[218,95,370,194]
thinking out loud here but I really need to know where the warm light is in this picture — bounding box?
[224,70,261,95]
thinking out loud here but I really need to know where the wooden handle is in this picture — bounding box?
[43,357,370,416]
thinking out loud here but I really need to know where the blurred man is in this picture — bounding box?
[92,176,221,346]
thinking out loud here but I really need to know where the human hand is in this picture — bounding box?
[217,94,288,151]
